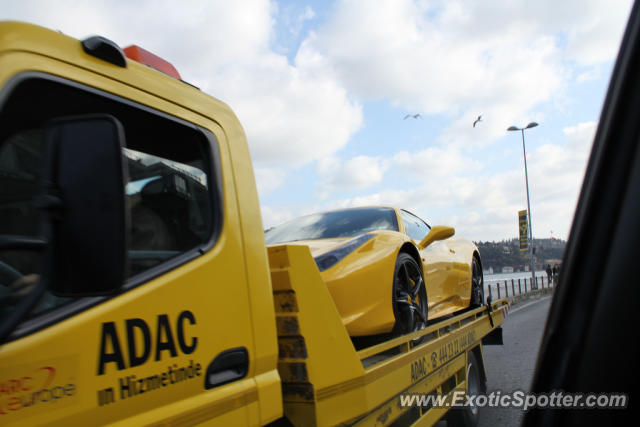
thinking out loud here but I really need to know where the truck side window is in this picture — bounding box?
[125,147,211,275]
[0,76,219,326]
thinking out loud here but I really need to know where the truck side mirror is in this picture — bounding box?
[418,225,455,250]
[41,115,128,296]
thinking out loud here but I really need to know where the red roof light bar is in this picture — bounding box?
[123,45,181,79]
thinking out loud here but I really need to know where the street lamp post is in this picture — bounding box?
[508,122,538,289]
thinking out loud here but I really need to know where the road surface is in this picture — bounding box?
[476,295,553,427]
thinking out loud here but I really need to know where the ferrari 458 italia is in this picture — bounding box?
[265,207,484,337]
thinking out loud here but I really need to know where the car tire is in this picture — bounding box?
[447,350,483,427]
[391,253,428,338]
[470,257,484,308]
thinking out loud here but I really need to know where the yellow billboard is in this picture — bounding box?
[519,210,528,252]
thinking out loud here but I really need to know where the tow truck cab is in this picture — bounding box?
[0,21,281,425]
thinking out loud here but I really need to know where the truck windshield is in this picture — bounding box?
[265,207,398,244]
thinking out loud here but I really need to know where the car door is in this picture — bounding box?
[399,210,456,316]
[449,237,474,303]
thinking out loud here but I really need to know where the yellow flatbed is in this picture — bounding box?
[270,245,507,426]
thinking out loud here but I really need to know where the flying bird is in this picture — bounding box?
[403,114,421,120]
[473,115,482,127]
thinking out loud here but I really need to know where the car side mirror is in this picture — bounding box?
[40,115,128,296]
[418,225,455,249]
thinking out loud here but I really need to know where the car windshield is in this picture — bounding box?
[265,207,398,244]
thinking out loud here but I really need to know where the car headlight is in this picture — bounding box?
[314,233,375,272]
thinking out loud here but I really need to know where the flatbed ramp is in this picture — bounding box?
[269,245,508,427]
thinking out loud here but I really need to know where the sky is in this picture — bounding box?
[2,0,633,241]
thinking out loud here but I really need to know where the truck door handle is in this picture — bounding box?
[205,347,249,390]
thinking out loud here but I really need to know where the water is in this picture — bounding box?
[485,271,547,283]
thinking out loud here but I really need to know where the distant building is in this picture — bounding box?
[483,267,494,275]
[502,266,514,273]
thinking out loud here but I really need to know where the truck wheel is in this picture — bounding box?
[448,350,482,427]
[392,253,428,339]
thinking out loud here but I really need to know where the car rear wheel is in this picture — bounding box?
[470,257,484,308]
[392,253,428,337]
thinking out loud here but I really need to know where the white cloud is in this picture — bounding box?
[299,1,562,126]
[460,121,596,240]
[1,1,275,69]
[296,0,629,149]
[576,68,600,83]
[284,5,315,37]
[254,167,286,196]
[208,58,362,167]
[528,121,595,203]
[564,2,633,65]
[393,146,483,178]
[1,0,363,191]
[317,155,388,190]
[425,1,631,66]
[322,121,597,241]
[262,120,596,238]
[314,146,480,199]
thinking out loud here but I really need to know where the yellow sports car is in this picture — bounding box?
[265,207,484,337]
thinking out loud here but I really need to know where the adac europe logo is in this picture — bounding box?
[0,360,77,416]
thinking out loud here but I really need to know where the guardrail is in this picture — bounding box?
[484,275,557,300]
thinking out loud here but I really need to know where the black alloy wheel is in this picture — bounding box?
[470,257,484,308]
[392,253,428,337]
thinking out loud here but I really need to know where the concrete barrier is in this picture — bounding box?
[506,286,554,306]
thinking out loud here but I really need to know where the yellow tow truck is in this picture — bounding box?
[0,22,507,426]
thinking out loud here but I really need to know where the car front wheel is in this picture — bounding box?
[392,253,428,337]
